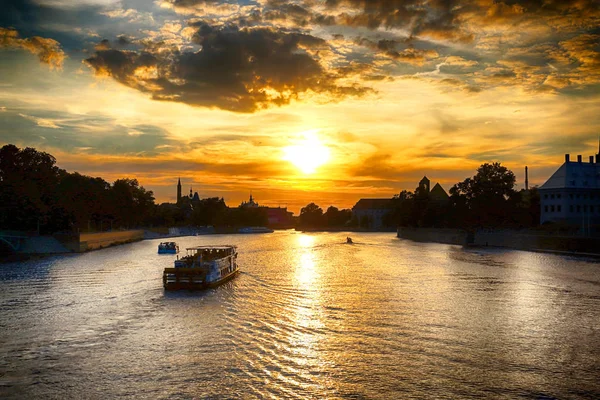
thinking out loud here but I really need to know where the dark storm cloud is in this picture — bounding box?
[85,23,372,113]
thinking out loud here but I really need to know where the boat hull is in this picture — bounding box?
[163,268,239,291]
[158,249,178,254]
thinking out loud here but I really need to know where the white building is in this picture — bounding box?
[539,153,600,228]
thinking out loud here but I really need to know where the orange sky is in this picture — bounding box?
[1,0,600,213]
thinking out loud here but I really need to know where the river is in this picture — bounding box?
[0,232,599,399]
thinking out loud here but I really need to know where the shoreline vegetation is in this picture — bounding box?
[1,144,597,259]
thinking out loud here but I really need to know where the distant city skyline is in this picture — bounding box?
[1,0,599,213]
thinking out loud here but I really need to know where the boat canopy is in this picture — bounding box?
[185,245,236,251]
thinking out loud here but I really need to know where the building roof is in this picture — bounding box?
[540,160,600,190]
[430,183,449,200]
[353,198,393,210]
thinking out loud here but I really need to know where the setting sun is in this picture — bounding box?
[283,131,330,174]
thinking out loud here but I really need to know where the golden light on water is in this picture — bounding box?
[283,130,330,175]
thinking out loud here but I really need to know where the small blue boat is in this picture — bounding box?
[158,242,179,254]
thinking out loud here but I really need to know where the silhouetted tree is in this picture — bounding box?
[299,203,324,228]
[55,173,112,231]
[385,190,416,227]
[111,178,155,229]
[449,162,516,227]
[191,197,229,226]
[0,145,63,232]
[324,206,352,227]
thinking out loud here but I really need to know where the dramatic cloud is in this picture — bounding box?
[0,28,65,69]
[85,23,372,112]
[2,0,600,209]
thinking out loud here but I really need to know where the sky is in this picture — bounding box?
[1,0,599,213]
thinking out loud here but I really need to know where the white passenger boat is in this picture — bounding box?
[163,245,238,290]
[238,226,274,234]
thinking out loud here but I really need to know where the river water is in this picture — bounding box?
[0,232,599,399]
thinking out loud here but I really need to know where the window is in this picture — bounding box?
[551,205,555,212]
[570,205,574,212]
[584,205,588,212]
[544,194,548,199]
[570,194,574,199]
[558,205,562,212]
[557,194,561,199]
[545,206,548,212]
[551,194,555,199]
[577,205,581,212]
[577,194,581,199]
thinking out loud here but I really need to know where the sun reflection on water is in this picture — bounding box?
[287,233,327,384]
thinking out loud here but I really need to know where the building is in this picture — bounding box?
[539,152,600,227]
[239,194,294,228]
[239,194,259,208]
[416,176,448,203]
[266,207,294,228]
[352,198,393,230]
[352,176,449,230]
[430,182,449,205]
[175,179,204,218]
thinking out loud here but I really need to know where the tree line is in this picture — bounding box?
[297,162,540,231]
[0,145,155,233]
[1,144,539,234]
[0,144,270,234]
[384,163,540,229]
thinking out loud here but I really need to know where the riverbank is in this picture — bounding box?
[397,227,600,256]
[0,230,145,261]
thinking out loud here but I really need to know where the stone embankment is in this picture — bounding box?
[397,227,600,255]
[79,230,144,251]
[1,230,145,256]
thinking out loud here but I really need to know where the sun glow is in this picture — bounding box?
[283,130,330,174]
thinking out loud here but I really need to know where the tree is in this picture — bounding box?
[386,190,416,227]
[0,144,63,232]
[323,206,352,227]
[111,178,155,228]
[299,203,324,228]
[449,162,516,227]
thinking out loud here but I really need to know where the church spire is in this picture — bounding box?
[177,177,182,204]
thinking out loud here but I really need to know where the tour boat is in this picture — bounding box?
[163,245,239,290]
[238,226,274,234]
[158,242,179,254]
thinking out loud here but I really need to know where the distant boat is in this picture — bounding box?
[163,245,239,290]
[158,242,179,254]
[238,226,274,234]
[346,237,353,244]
